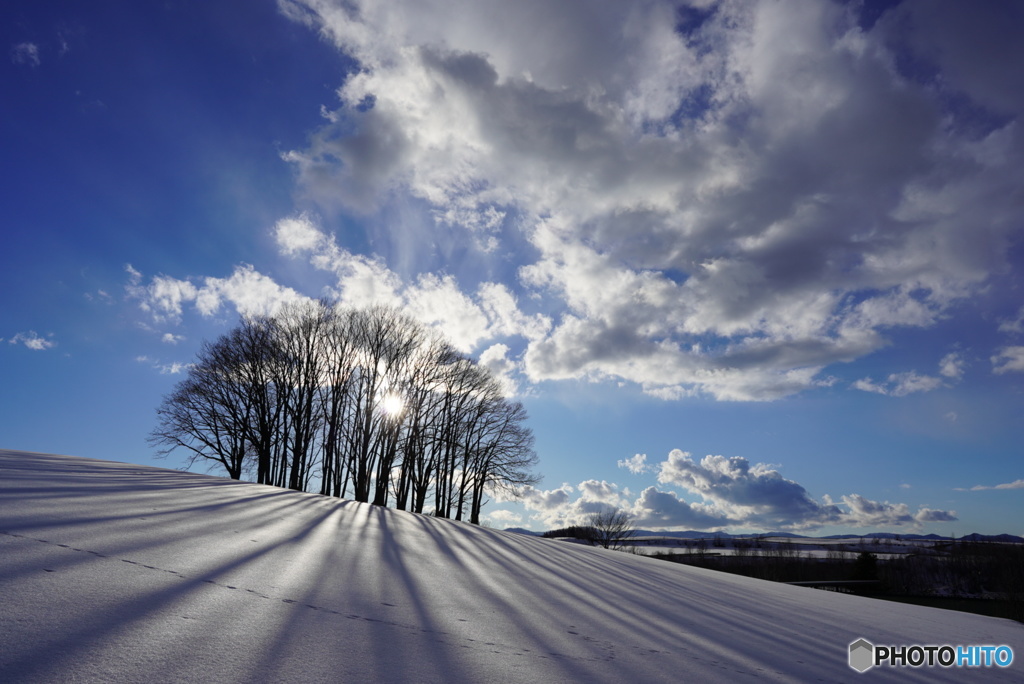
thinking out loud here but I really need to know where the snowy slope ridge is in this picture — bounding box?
[1,450,1019,683]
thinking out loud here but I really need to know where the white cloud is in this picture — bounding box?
[477,343,518,396]
[405,273,490,353]
[273,215,549,358]
[938,352,964,380]
[11,42,40,67]
[851,378,887,395]
[577,479,630,507]
[275,214,327,255]
[833,495,956,526]
[144,275,198,321]
[516,479,637,528]
[135,356,192,375]
[517,483,575,526]
[158,362,191,375]
[274,0,1024,402]
[852,370,943,397]
[629,487,731,531]
[890,372,944,396]
[617,453,650,475]
[963,479,1024,492]
[8,331,56,351]
[657,450,842,529]
[516,449,955,532]
[998,306,1024,334]
[200,265,307,318]
[127,264,306,324]
[477,283,551,343]
[161,333,185,345]
[914,508,957,524]
[992,346,1024,375]
[484,509,522,525]
[838,494,914,527]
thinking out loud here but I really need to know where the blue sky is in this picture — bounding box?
[3,0,1022,535]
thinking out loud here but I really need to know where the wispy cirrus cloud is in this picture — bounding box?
[11,42,40,67]
[851,351,966,396]
[135,356,192,375]
[957,479,1024,492]
[851,371,944,397]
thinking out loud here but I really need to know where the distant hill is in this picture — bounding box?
[529,527,1024,544]
[960,532,1024,544]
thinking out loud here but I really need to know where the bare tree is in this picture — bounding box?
[149,324,282,481]
[317,305,357,498]
[150,367,251,479]
[466,399,539,524]
[151,301,540,524]
[588,508,636,550]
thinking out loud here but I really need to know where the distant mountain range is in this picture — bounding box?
[504,528,1024,544]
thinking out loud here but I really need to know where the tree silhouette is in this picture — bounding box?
[151,300,539,523]
[588,508,636,550]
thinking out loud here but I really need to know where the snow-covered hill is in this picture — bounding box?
[1,450,1019,682]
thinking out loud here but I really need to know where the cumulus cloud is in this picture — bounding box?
[618,453,651,475]
[516,480,636,528]
[913,508,958,523]
[274,0,1024,401]
[657,450,842,529]
[837,494,915,527]
[477,343,518,396]
[273,214,549,358]
[483,509,522,525]
[517,449,955,532]
[126,263,306,324]
[834,493,955,527]
[8,331,56,351]
[628,487,732,530]
[517,483,574,521]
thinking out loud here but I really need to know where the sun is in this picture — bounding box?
[380,393,405,417]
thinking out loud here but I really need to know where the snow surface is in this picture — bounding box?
[1,450,1020,683]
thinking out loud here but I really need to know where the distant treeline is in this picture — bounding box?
[541,526,598,541]
[649,539,1024,622]
[152,301,539,524]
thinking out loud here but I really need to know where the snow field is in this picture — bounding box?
[1,450,1020,682]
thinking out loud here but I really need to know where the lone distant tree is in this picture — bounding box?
[588,508,636,550]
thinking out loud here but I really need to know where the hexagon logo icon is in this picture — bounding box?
[849,638,874,673]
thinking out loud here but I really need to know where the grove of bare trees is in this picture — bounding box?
[151,300,540,524]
